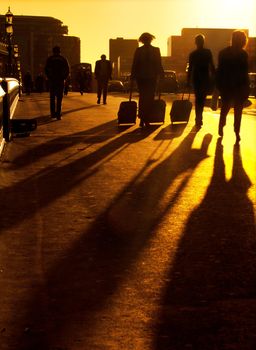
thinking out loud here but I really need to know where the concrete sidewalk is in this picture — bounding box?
[0,92,256,350]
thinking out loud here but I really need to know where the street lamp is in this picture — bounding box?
[5,6,13,77]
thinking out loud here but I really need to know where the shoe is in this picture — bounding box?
[103,101,107,105]
[56,113,62,120]
[97,99,100,104]
[51,114,56,118]
[218,125,223,137]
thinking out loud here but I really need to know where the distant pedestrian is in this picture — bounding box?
[216,30,250,143]
[23,71,32,95]
[131,32,164,127]
[35,72,45,93]
[64,75,71,96]
[76,66,87,95]
[187,34,215,129]
[45,46,69,119]
[94,54,112,104]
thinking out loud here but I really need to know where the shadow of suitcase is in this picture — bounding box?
[170,93,192,124]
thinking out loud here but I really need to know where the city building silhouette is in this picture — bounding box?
[0,15,80,80]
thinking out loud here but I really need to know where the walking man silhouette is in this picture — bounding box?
[187,34,215,129]
[216,30,250,143]
[94,54,112,105]
[45,46,69,120]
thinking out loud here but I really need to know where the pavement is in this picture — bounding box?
[0,91,256,350]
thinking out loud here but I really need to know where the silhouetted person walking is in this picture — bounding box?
[216,30,250,143]
[131,32,164,127]
[77,67,87,95]
[45,46,69,120]
[23,71,32,95]
[94,54,112,104]
[187,34,215,129]
[35,72,45,93]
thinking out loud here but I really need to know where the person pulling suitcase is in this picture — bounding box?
[131,32,164,127]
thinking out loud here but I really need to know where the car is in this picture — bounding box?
[160,70,178,93]
[122,79,138,93]
[108,80,125,92]
[249,72,256,98]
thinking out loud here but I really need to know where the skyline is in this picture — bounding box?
[6,0,256,65]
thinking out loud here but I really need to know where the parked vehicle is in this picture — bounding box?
[160,70,178,93]
[108,80,125,92]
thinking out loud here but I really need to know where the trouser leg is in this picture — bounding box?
[233,102,243,135]
[56,94,63,116]
[137,79,156,123]
[97,81,102,101]
[218,99,230,136]
[49,89,56,116]
[195,92,206,126]
[102,81,108,103]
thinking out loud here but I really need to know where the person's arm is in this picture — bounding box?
[187,53,193,87]
[64,58,70,80]
[94,61,99,79]
[209,50,216,77]
[109,61,113,80]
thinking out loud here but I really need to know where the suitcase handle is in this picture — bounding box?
[181,92,191,100]
[129,79,134,101]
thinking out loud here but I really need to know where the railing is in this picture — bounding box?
[0,84,5,153]
[0,77,20,142]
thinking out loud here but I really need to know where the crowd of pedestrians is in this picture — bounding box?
[22,29,250,144]
[187,29,249,143]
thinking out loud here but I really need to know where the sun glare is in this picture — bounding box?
[198,0,256,35]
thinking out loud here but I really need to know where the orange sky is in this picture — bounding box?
[7,0,256,64]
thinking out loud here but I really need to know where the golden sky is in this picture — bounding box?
[6,0,256,64]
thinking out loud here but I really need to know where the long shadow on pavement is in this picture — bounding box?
[0,125,159,234]
[153,139,256,350]
[9,120,119,168]
[13,129,213,349]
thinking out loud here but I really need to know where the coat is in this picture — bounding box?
[131,44,164,81]
[216,46,250,101]
[94,59,112,81]
[45,54,69,82]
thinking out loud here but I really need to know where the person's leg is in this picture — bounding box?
[234,101,243,142]
[195,90,206,128]
[218,99,230,136]
[138,79,156,126]
[102,81,108,104]
[137,80,146,126]
[49,85,56,117]
[56,82,64,119]
[97,80,102,103]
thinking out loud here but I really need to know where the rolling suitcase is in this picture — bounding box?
[170,93,192,124]
[117,87,137,125]
[148,93,166,124]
